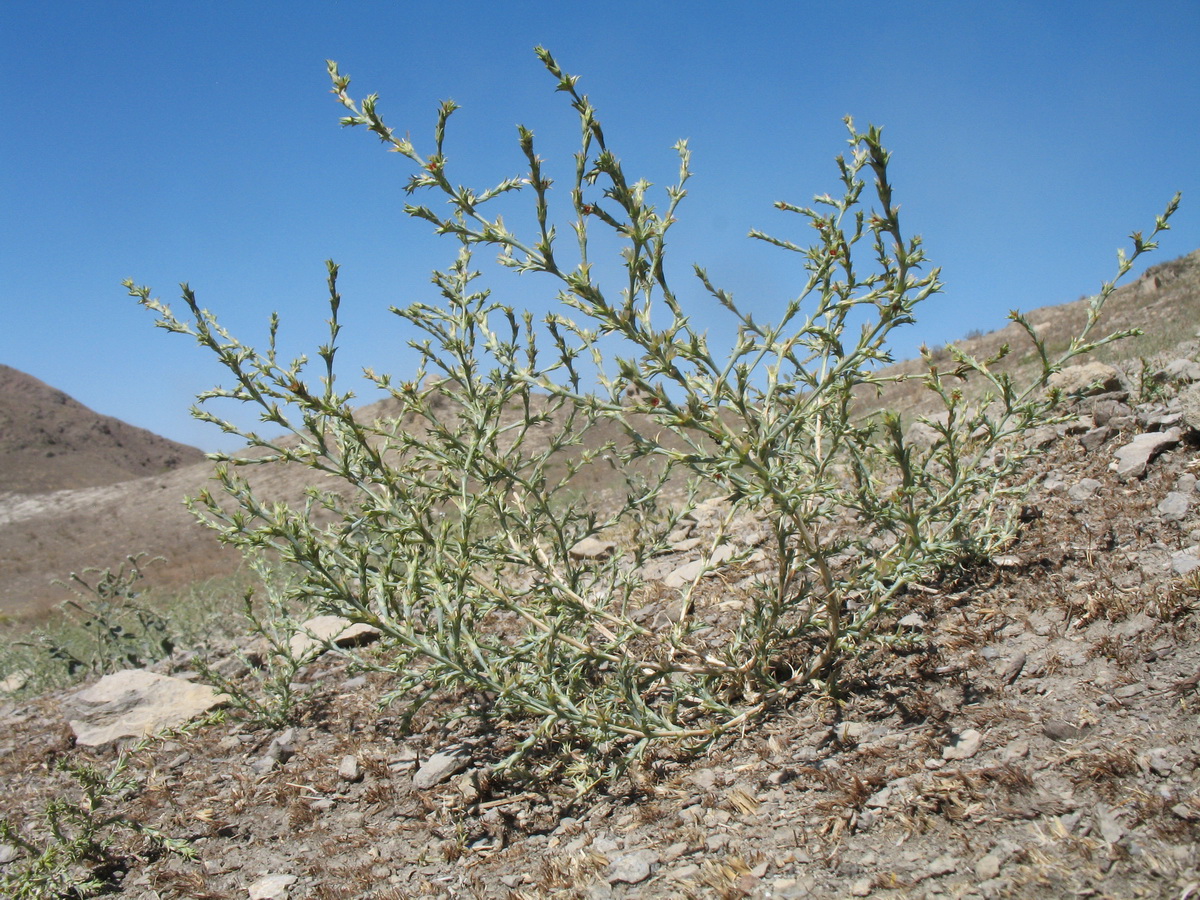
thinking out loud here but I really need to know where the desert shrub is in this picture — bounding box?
[189,557,315,728]
[4,555,176,689]
[127,48,1178,785]
[0,738,194,898]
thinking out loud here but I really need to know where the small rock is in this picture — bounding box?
[1171,553,1200,576]
[0,671,30,694]
[289,616,381,659]
[605,849,658,885]
[0,843,18,864]
[925,854,960,877]
[668,863,701,882]
[1024,425,1057,450]
[1067,478,1103,501]
[1094,803,1126,844]
[835,722,868,744]
[1111,428,1181,481]
[1042,720,1081,741]
[850,876,874,897]
[266,728,299,762]
[413,746,472,790]
[338,755,362,783]
[998,651,1027,685]
[663,544,737,588]
[1049,362,1122,397]
[667,524,694,543]
[570,537,617,560]
[975,854,1002,880]
[248,873,298,900]
[1161,358,1200,383]
[1092,397,1134,426]
[705,833,731,852]
[897,613,926,629]
[943,729,983,761]
[1143,748,1174,778]
[1158,491,1191,522]
[1079,427,1114,453]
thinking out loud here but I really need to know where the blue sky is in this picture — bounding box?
[2,1,1197,451]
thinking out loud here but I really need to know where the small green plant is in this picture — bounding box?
[128,48,1178,785]
[190,559,314,728]
[0,739,194,898]
[23,555,175,680]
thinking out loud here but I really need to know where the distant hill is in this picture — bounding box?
[0,365,205,494]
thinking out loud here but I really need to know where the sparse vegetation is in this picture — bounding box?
[0,736,195,899]
[126,47,1178,789]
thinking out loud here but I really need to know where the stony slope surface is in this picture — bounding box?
[4,352,1200,897]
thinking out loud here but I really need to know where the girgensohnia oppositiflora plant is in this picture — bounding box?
[127,47,1178,784]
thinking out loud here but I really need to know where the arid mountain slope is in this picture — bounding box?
[0,365,204,494]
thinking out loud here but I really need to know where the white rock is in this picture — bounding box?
[338,755,362,783]
[66,669,227,746]
[663,543,737,588]
[289,616,381,659]
[248,873,298,899]
[942,728,983,761]
[1048,362,1122,396]
[975,854,1002,880]
[569,536,617,560]
[0,670,30,693]
[1067,478,1102,500]
[413,745,472,790]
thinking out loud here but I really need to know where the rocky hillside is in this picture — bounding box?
[2,360,1199,898]
[0,365,204,494]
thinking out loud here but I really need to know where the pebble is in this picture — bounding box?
[1158,491,1191,521]
[850,876,874,896]
[1042,720,1081,741]
[605,849,658,884]
[1143,748,1174,777]
[1095,803,1127,843]
[413,746,472,790]
[943,729,984,761]
[338,755,361,783]
[570,537,617,560]
[975,854,1002,880]
[1079,427,1114,453]
[998,651,1027,685]
[1111,428,1181,481]
[247,873,298,900]
[1067,478,1102,500]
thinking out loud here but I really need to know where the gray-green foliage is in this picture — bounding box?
[128,48,1178,783]
[0,738,194,899]
[27,555,174,681]
[190,558,314,729]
